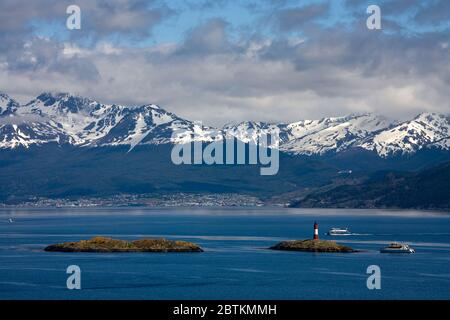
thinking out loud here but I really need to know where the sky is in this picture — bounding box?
[0,0,449,126]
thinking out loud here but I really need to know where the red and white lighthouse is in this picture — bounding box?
[313,221,319,240]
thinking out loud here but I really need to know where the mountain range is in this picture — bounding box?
[1,92,449,157]
[1,91,449,209]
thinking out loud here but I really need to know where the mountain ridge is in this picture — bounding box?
[1,91,449,158]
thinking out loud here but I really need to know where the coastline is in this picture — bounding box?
[1,193,449,212]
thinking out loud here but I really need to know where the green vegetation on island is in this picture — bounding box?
[44,236,203,253]
[270,239,356,253]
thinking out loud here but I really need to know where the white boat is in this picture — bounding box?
[380,243,415,253]
[8,218,14,223]
[327,228,351,236]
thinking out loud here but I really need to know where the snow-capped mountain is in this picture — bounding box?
[360,113,450,157]
[0,93,72,148]
[0,121,71,149]
[222,114,398,155]
[0,93,19,116]
[281,113,394,155]
[0,92,216,150]
[0,92,449,158]
[222,121,290,146]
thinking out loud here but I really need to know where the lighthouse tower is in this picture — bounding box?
[313,221,319,240]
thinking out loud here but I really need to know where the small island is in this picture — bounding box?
[270,239,357,253]
[44,236,204,253]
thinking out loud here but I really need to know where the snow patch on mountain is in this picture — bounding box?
[0,122,72,149]
[222,122,286,146]
[281,114,394,155]
[0,93,19,117]
[360,113,450,156]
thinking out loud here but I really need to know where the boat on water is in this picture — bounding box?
[327,228,352,236]
[380,243,415,253]
[8,218,14,223]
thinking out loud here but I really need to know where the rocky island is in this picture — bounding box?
[44,236,204,253]
[270,239,356,253]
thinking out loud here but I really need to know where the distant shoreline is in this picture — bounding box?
[1,193,449,211]
[1,206,449,217]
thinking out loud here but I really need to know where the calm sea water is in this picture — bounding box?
[0,207,449,300]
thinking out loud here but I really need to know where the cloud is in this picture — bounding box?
[0,113,45,125]
[0,0,172,67]
[414,0,450,25]
[0,1,449,127]
[345,0,450,30]
[4,37,100,82]
[275,3,330,31]
[0,0,171,39]
[0,0,169,85]
[73,0,172,40]
[175,18,233,56]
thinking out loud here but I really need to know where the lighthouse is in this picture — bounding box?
[313,221,319,240]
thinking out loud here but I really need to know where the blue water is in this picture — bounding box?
[0,207,449,300]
